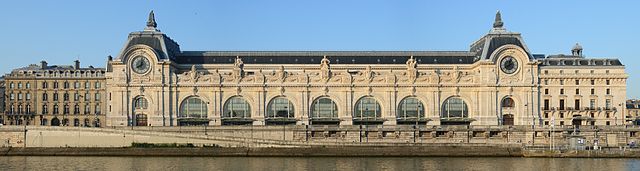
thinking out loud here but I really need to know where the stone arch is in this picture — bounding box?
[132,96,150,126]
[440,96,472,125]
[309,96,340,125]
[353,96,384,125]
[178,96,209,126]
[397,96,427,124]
[265,96,296,125]
[222,96,252,125]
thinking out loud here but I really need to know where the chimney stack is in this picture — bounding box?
[74,60,80,69]
[41,61,48,69]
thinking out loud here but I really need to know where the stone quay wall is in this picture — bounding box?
[1,125,640,148]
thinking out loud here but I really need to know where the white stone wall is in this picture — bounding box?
[104,44,558,126]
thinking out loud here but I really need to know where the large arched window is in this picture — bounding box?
[179,97,207,118]
[441,97,468,118]
[397,97,424,119]
[354,97,381,119]
[501,97,515,108]
[134,97,148,109]
[223,96,251,118]
[267,97,294,118]
[310,97,338,119]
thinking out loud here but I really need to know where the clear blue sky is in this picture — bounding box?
[0,1,638,98]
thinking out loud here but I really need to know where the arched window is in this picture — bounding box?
[310,97,338,119]
[267,97,294,118]
[354,97,381,119]
[134,97,148,109]
[179,97,207,118]
[223,96,250,118]
[441,97,468,118]
[397,97,424,119]
[501,97,515,108]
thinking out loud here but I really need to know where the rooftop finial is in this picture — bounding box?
[146,10,157,29]
[572,43,583,57]
[493,10,504,28]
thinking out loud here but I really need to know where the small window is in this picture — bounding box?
[560,121,564,125]
[606,89,610,95]
[26,83,31,88]
[606,80,610,85]
[545,89,549,95]
[544,80,548,85]
[590,80,595,85]
[544,70,549,75]
[591,89,595,95]
[560,80,564,85]
[560,89,564,95]
[575,80,579,85]
[576,89,580,95]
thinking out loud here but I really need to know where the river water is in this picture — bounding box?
[1,156,639,171]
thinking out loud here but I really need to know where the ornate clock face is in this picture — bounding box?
[500,56,518,74]
[131,56,150,74]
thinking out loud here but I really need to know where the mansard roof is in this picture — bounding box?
[174,51,477,65]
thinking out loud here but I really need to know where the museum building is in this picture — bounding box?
[104,11,627,127]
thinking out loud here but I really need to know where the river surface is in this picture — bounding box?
[1,156,639,171]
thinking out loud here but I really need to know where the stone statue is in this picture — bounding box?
[234,56,244,69]
[320,56,331,81]
[406,56,418,82]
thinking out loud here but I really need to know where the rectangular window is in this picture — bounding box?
[559,99,565,110]
[53,82,59,89]
[591,89,595,95]
[95,82,101,89]
[560,121,564,126]
[560,80,564,85]
[53,93,58,101]
[606,89,611,95]
[85,82,90,89]
[9,82,14,88]
[26,93,31,100]
[10,94,15,100]
[18,82,22,89]
[26,83,30,88]
[590,99,596,109]
[95,104,101,114]
[85,105,90,114]
[606,99,611,109]
[42,93,48,101]
[74,93,79,101]
[575,79,579,85]
[18,93,23,100]
[544,99,550,110]
[85,93,90,101]
[576,89,580,95]
[95,93,101,101]
[575,99,580,109]
[74,82,80,88]
[591,79,595,85]
[606,80,610,85]
[560,89,564,95]
[545,89,549,95]
[544,80,548,85]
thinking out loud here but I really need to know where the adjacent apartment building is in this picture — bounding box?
[1,60,106,127]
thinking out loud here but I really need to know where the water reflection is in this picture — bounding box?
[0,156,639,171]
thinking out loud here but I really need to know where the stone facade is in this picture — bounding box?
[1,60,106,127]
[103,11,628,127]
[627,99,640,125]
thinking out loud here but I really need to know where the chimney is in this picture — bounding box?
[41,61,48,69]
[74,60,80,69]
